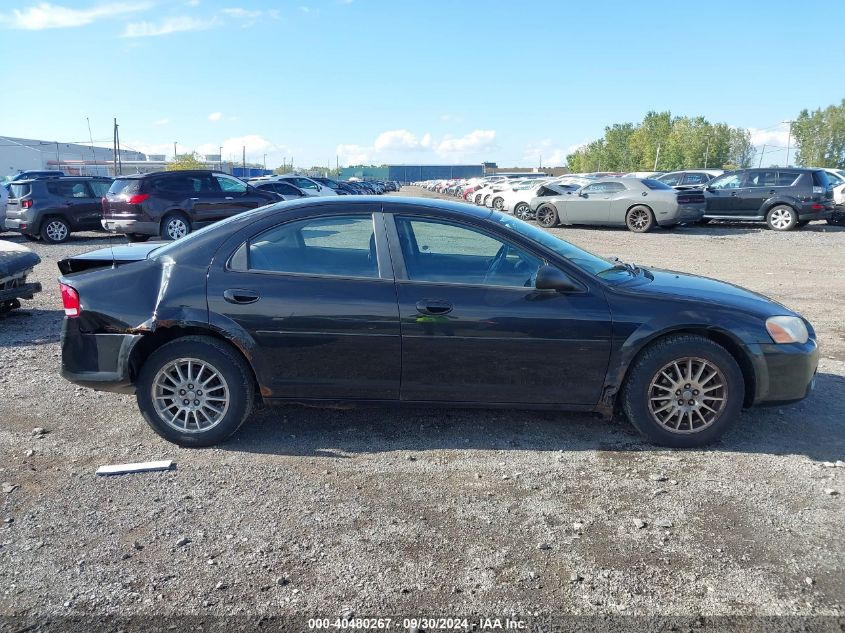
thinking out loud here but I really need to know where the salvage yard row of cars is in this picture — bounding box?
[1,170,401,243]
[420,166,845,232]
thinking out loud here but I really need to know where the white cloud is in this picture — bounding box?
[187,0,200,5]
[748,124,791,148]
[207,112,222,122]
[523,139,567,167]
[153,118,170,126]
[221,8,262,19]
[373,129,428,152]
[0,1,150,30]
[437,129,496,155]
[198,135,292,165]
[122,15,218,37]
[336,143,370,166]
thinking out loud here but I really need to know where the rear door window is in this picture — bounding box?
[708,173,744,189]
[682,173,709,186]
[47,180,92,198]
[776,171,801,187]
[659,173,683,186]
[746,171,778,187]
[215,175,247,193]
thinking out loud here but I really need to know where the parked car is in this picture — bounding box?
[251,180,307,200]
[4,176,113,243]
[250,175,337,197]
[656,170,723,190]
[57,197,818,449]
[102,171,279,242]
[310,177,351,195]
[821,169,845,206]
[622,171,665,179]
[702,168,834,230]
[508,182,579,220]
[0,239,41,313]
[534,178,705,232]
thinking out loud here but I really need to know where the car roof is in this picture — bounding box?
[116,170,226,179]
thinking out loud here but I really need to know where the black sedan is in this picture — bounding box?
[57,197,818,448]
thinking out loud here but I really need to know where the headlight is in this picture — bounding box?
[765,316,809,344]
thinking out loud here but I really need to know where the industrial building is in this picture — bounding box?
[338,164,486,183]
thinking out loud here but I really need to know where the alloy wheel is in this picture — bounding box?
[493,197,503,210]
[628,208,650,231]
[536,206,555,226]
[45,220,68,242]
[769,208,793,230]
[166,218,188,240]
[152,358,230,433]
[647,357,727,434]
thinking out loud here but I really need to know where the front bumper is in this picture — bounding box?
[751,338,819,405]
[60,318,142,394]
[101,218,159,236]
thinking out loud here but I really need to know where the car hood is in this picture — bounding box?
[624,268,794,318]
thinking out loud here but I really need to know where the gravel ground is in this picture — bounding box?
[1,189,843,628]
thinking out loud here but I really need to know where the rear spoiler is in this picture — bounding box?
[57,242,164,275]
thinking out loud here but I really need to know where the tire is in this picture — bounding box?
[492,196,504,210]
[620,334,744,448]
[536,204,559,228]
[474,194,482,205]
[40,216,71,243]
[483,195,491,206]
[136,335,255,447]
[766,205,797,231]
[514,203,531,221]
[160,212,191,240]
[625,205,655,233]
[126,233,151,243]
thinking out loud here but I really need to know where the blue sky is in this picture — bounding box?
[1,0,843,169]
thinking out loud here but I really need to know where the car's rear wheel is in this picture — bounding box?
[40,216,71,244]
[535,204,559,228]
[161,212,191,240]
[483,195,491,206]
[126,233,151,243]
[621,334,743,448]
[136,336,255,447]
[766,205,797,231]
[493,197,504,210]
[474,194,482,204]
[514,203,531,220]
[626,205,655,233]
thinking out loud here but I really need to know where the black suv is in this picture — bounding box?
[4,176,113,243]
[703,168,834,230]
[102,171,279,241]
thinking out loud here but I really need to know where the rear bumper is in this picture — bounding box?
[101,218,159,236]
[751,338,819,405]
[796,204,833,220]
[659,204,705,225]
[60,318,141,394]
[0,281,41,302]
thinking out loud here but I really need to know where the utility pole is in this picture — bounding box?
[86,117,96,173]
[219,146,223,171]
[115,120,122,175]
[653,145,661,171]
[113,119,118,177]
[242,146,246,176]
[759,144,766,168]
[783,120,794,166]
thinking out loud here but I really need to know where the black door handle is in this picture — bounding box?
[223,288,260,304]
[415,299,452,315]
[730,192,738,196]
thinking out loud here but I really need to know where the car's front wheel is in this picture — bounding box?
[492,197,504,210]
[136,336,255,447]
[621,334,744,448]
[535,204,559,228]
[766,205,797,231]
[514,203,531,220]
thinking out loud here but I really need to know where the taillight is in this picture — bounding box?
[101,196,108,213]
[127,193,150,204]
[21,199,33,209]
[811,204,825,210]
[60,283,80,317]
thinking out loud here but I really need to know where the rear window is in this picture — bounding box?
[9,183,31,198]
[641,179,672,190]
[109,179,141,196]
[776,171,801,186]
[812,171,831,188]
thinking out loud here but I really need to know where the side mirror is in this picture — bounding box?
[579,191,587,197]
[535,265,581,292]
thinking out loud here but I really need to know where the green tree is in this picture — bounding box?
[167,152,205,171]
[792,100,845,168]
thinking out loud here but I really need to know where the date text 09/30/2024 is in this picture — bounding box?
[307,617,527,630]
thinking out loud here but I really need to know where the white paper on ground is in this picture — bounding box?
[95,460,175,476]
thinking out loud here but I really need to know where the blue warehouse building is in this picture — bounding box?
[388,164,484,184]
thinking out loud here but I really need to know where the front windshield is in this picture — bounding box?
[490,211,632,280]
